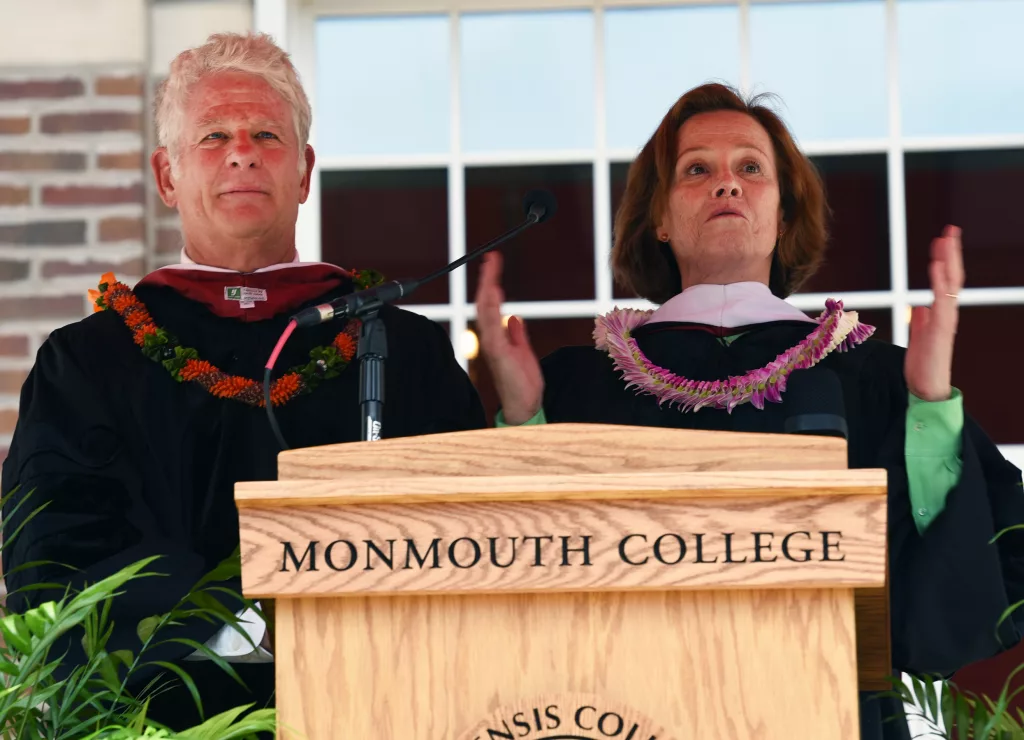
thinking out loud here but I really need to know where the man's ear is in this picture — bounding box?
[151,147,178,208]
[298,144,315,204]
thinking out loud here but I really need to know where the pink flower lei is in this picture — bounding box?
[593,299,875,413]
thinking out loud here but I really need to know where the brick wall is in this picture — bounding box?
[0,67,147,462]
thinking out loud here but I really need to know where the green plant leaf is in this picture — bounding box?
[96,650,125,694]
[23,601,58,639]
[199,586,250,608]
[972,694,992,739]
[157,638,247,690]
[70,556,163,615]
[942,682,956,734]
[926,679,941,726]
[994,598,1024,635]
[991,522,1024,543]
[956,692,973,740]
[143,661,203,721]
[0,496,52,554]
[0,613,35,654]
[175,703,277,739]
[191,548,241,591]
[136,615,163,645]
[910,676,932,723]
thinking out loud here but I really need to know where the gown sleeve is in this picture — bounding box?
[862,348,1024,678]
[1,327,220,681]
[405,314,487,434]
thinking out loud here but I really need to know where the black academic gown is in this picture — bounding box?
[1,278,486,730]
[540,320,1024,740]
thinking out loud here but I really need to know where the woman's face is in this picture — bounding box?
[656,110,784,288]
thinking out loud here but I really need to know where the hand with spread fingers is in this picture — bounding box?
[474,252,544,425]
[904,225,965,402]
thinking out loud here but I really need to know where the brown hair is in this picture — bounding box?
[611,83,828,301]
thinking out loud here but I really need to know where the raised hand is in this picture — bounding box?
[475,252,544,425]
[904,225,964,402]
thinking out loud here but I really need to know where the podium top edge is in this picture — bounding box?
[235,468,886,509]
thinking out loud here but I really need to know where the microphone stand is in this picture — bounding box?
[355,300,387,442]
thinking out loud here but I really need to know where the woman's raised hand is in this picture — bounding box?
[474,252,545,425]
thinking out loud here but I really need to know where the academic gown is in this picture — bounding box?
[540,320,1024,740]
[1,274,486,730]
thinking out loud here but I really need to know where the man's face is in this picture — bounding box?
[152,70,314,270]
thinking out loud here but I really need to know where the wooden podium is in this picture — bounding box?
[235,424,889,739]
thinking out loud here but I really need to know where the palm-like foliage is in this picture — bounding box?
[0,487,277,739]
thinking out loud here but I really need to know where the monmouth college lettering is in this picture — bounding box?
[280,531,845,572]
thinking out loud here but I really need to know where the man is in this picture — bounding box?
[1,32,484,729]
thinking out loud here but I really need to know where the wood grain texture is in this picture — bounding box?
[240,493,885,598]
[274,589,860,740]
[276,423,849,480]
[236,468,886,508]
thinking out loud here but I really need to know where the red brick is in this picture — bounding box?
[0,295,84,321]
[0,371,27,395]
[42,183,143,207]
[0,261,29,281]
[0,186,30,206]
[0,410,17,436]
[42,257,143,279]
[0,78,84,100]
[156,227,182,254]
[0,335,29,357]
[41,111,141,134]
[98,151,142,170]
[95,76,143,96]
[0,117,30,135]
[0,152,85,171]
[0,221,85,245]
[99,217,144,242]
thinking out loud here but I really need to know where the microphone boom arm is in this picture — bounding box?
[267,189,556,449]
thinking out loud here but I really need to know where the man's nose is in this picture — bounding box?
[227,136,260,169]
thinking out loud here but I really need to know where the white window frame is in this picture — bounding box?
[262,0,1024,474]
[262,5,1024,733]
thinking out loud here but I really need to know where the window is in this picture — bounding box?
[303,0,1024,460]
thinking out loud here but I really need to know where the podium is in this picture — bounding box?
[235,424,889,739]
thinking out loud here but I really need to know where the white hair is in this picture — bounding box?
[154,32,311,173]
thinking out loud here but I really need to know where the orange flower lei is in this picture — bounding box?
[91,271,377,408]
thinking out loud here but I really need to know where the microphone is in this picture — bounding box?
[290,188,558,328]
[783,368,848,440]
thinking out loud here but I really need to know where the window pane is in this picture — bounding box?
[469,317,595,424]
[750,1,887,142]
[801,153,890,293]
[899,0,1024,137]
[465,164,594,302]
[460,11,594,152]
[952,306,1024,444]
[316,16,450,156]
[905,149,1024,290]
[605,5,740,152]
[320,169,449,304]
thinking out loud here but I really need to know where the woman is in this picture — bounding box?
[475,83,1024,740]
